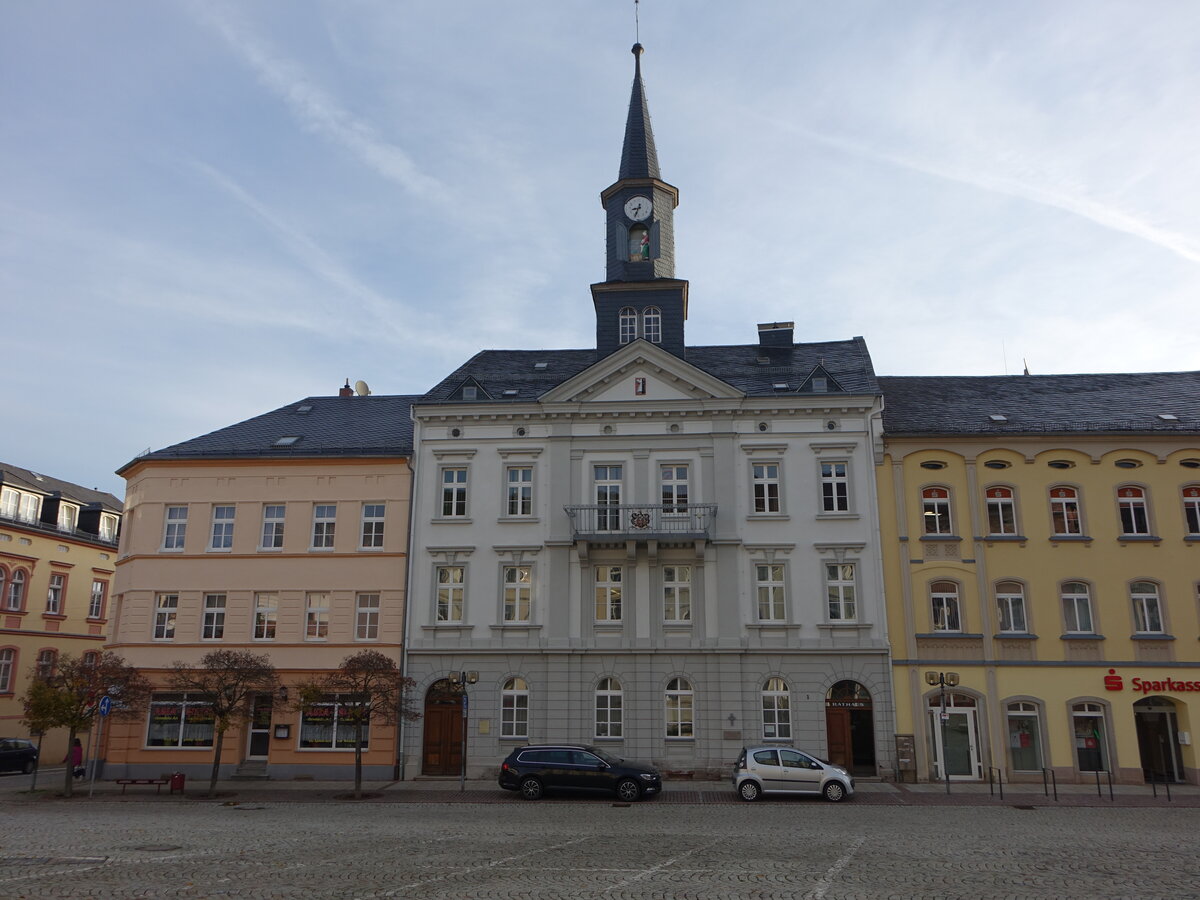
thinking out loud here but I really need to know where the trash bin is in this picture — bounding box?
[169,772,186,794]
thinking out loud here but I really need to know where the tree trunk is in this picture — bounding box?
[63,727,77,798]
[209,728,225,798]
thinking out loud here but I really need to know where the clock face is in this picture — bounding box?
[624,195,652,222]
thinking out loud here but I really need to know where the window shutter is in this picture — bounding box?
[649,221,661,259]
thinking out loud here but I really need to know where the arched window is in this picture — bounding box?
[501,677,528,738]
[0,570,6,609]
[1182,486,1200,535]
[1049,486,1082,535]
[1131,581,1163,634]
[921,487,953,534]
[1007,701,1043,771]
[1061,581,1093,633]
[930,581,961,632]
[985,487,1017,535]
[665,677,693,739]
[6,570,25,612]
[82,651,100,668]
[36,649,57,680]
[762,677,791,740]
[595,677,623,739]
[995,581,1027,633]
[1072,702,1108,772]
[1117,486,1150,535]
[628,225,649,262]
[0,649,14,693]
[618,307,637,344]
[642,307,662,344]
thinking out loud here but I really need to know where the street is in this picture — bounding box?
[1,793,1197,898]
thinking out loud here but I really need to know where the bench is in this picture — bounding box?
[115,778,168,794]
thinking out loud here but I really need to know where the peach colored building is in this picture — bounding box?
[105,390,417,780]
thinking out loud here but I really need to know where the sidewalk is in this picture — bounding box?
[8,769,1200,807]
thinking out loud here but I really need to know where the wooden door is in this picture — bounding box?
[825,707,852,769]
[422,682,463,776]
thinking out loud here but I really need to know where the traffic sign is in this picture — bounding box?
[98,696,113,717]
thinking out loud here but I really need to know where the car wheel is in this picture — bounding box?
[615,778,641,802]
[519,776,544,800]
[21,760,35,775]
[738,780,761,802]
[822,780,846,802]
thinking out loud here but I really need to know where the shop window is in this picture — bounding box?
[299,695,367,749]
[146,693,215,748]
[1072,702,1108,772]
[1006,702,1043,772]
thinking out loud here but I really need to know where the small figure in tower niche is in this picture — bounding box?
[640,230,650,260]
[629,225,650,262]
[65,738,84,778]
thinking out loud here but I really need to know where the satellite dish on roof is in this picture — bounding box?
[354,380,371,397]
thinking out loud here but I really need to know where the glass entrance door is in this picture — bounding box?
[247,694,272,758]
[928,693,981,780]
[1135,699,1184,783]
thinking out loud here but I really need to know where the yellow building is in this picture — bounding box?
[106,388,418,781]
[878,372,1200,785]
[0,463,122,763]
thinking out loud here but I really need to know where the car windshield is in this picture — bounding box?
[585,747,620,766]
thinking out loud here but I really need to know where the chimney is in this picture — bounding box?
[757,321,794,348]
[339,378,354,398]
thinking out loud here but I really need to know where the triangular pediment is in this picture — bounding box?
[540,340,743,403]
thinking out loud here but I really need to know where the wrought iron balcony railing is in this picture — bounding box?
[564,503,716,540]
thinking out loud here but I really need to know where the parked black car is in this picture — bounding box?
[0,738,39,774]
[499,744,662,801]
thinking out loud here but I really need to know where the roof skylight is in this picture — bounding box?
[274,436,300,446]
[988,414,1008,423]
[1158,413,1179,421]
[502,390,518,396]
[533,362,549,370]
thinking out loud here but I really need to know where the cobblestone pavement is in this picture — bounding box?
[1,794,1198,899]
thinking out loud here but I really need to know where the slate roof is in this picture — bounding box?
[420,338,879,403]
[0,463,122,512]
[119,395,420,472]
[878,372,1200,436]
[618,44,660,182]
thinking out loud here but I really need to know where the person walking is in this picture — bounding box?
[65,738,84,778]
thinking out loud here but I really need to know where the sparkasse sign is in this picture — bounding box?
[1103,669,1200,693]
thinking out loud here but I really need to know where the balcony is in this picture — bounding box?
[564,504,716,541]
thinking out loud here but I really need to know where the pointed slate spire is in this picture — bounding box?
[618,43,660,180]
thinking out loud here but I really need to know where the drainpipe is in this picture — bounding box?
[396,411,419,781]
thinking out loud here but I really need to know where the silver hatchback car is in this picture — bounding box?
[733,746,854,802]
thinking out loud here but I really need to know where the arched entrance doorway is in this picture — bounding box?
[422,679,463,776]
[824,681,876,776]
[928,692,981,780]
[1134,696,1185,783]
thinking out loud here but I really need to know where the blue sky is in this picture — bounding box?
[4,1,1199,498]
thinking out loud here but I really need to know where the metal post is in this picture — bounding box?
[88,714,105,799]
[459,688,468,793]
[940,681,950,794]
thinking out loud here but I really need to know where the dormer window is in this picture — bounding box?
[643,307,662,343]
[812,377,827,393]
[57,503,78,533]
[619,307,637,344]
[628,225,650,261]
[462,386,478,400]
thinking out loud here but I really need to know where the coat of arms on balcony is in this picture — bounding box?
[629,510,652,529]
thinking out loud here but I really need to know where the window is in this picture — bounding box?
[595,677,623,738]
[825,563,857,621]
[19,493,40,523]
[88,580,107,619]
[208,505,235,550]
[595,566,622,622]
[82,651,99,668]
[36,649,57,679]
[6,570,25,611]
[505,466,533,516]
[361,503,385,548]
[665,677,694,739]
[436,566,465,622]
[0,649,12,693]
[930,581,961,631]
[1007,702,1043,772]
[163,505,188,550]
[305,593,329,640]
[985,487,1017,535]
[820,462,849,513]
[1062,582,1094,634]
[1072,702,1108,772]
[0,488,16,519]
[99,513,118,542]
[441,468,468,517]
[502,566,532,623]
[1183,487,1200,535]
[57,503,77,533]
[995,581,1027,633]
[752,464,781,514]
[153,594,178,640]
[1117,486,1150,535]
[660,465,689,513]
[662,565,691,623]
[1050,487,1083,535]
[2,489,41,524]
[762,677,791,740]
[501,677,529,738]
[0,571,5,611]
[618,307,637,344]
[1131,581,1164,634]
[755,564,786,622]
[146,693,215,747]
[642,306,662,344]
[922,487,953,534]
[300,695,367,749]
[45,574,65,615]
[355,593,380,640]
[594,465,622,531]
[261,505,285,549]
[312,505,336,548]
[253,593,278,640]
[201,593,226,640]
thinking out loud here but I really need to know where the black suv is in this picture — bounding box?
[499,744,662,801]
[0,738,38,774]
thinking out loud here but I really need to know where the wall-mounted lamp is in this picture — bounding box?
[278,685,290,703]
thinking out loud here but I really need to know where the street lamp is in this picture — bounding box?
[447,670,478,793]
[924,670,960,794]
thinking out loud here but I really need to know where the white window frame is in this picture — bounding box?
[820,461,850,513]
[922,487,953,535]
[618,307,637,344]
[1117,486,1151,535]
[762,677,791,740]
[440,467,469,518]
[99,513,119,542]
[355,593,380,641]
[1007,701,1044,772]
[311,504,337,549]
[145,693,214,749]
[299,694,368,750]
[1131,581,1164,634]
[751,462,781,514]
[201,593,226,640]
[594,566,623,622]
[57,503,78,533]
[1050,486,1083,535]
[1184,486,1200,535]
[593,465,623,532]
[502,565,532,623]
[261,504,286,550]
[88,579,106,619]
[985,487,1018,535]
[0,648,13,693]
[825,563,857,621]
[0,488,17,520]
[1062,582,1094,634]
[501,677,529,738]
[6,570,25,612]
[995,581,1028,633]
[153,593,178,640]
[305,592,330,641]
[360,503,385,549]
[930,581,962,632]
[660,464,689,514]
[435,566,466,623]
[210,505,235,550]
[18,492,41,523]
[662,565,691,624]
[163,505,188,551]
[642,306,662,344]
[595,677,623,739]
[253,593,278,641]
[505,466,534,517]
[755,563,786,622]
[665,677,694,739]
[46,573,65,615]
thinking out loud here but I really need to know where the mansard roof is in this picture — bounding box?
[0,462,122,512]
[119,394,420,472]
[420,337,879,404]
[878,371,1200,436]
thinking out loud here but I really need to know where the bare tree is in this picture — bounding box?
[21,652,151,798]
[167,650,277,798]
[295,650,418,798]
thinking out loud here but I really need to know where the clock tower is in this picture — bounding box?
[592,43,688,357]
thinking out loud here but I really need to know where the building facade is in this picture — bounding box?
[400,46,896,781]
[105,390,417,780]
[878,372,1200,784]
[0,463,122,762]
